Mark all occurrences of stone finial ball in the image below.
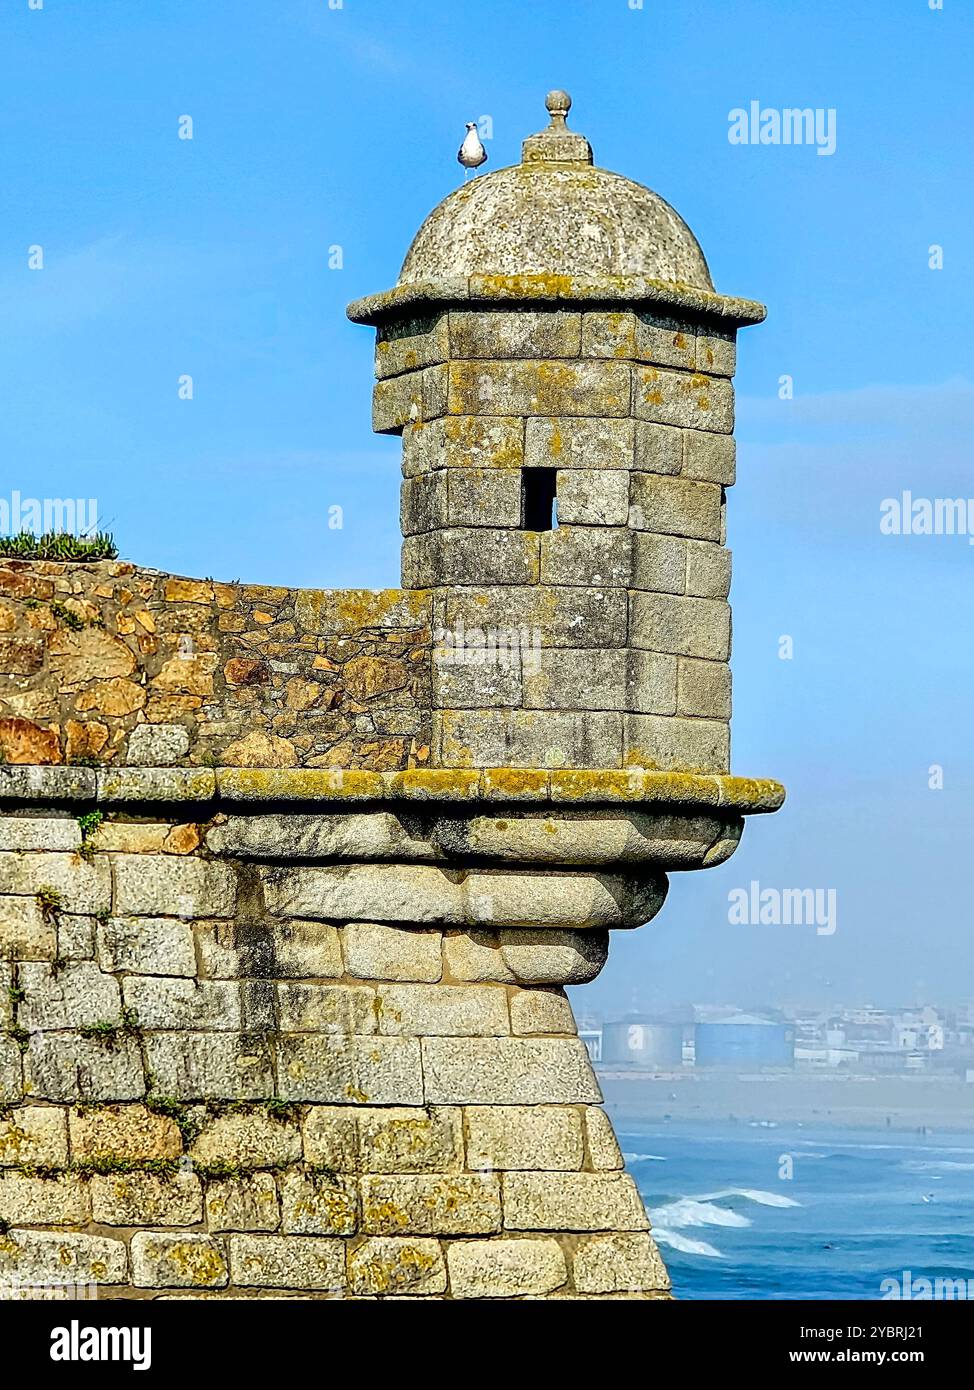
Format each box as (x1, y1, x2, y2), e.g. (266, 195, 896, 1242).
(546, 90, 572, 117)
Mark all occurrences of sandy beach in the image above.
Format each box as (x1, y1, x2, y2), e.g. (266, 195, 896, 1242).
(598, 1068, 974, 1133)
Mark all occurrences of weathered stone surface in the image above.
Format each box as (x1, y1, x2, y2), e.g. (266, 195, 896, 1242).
(229, 1234, 344, 1291)
(0, 1037, 21, 1102)
(396, 143, 716, 286)
(629, 592, 731, 660)
(76, 686, 137, 736)
(684, 428, 736, 483)
(438, 709, 623, 770)
(442, 930, 515, 984)
(524, 415, 634, 471)
(521, 649, 623, 712)
(92, 1171, 203, 1227)
(0, 716, 60, 766)
(276, 982, 376, 1034)
(540, 525, 632, 588)
(206, 812, 430, 862)
(0, 1107, 68, 1166)
(431, 648, 523, 709)
(131, 1232, 228, 1288)
(634, 365, 734, 433)
(294, 586, 430, 634)
(556, 469, 629, 526)
(467, 872, 662, 931)
(402, 415, 524, 476)
(97, 768, 215, 802)
(126, 722, 191, 766)
(0, 636, 44, 675)
(446, 467, 524, 528)
(400, 471, 447, 535)
(509, 987, 576, 1036)
(122, 976, 241, 1030)
(266, 865, 458, 928)
(361, 1173, 501, 1235)
(97, 916, 196, 977)
(152, 652, 218, 698)
(633, 420, 684, 475)
(0, 1171, 89, 1225)
(0, 1230, 128, 1285)
(280, 1171, 357, 1235)
(0, 852, 111, 916)
(24, 1032, 145, 1102)
(278, 1035, 423, 1106)
(697, 327, 737, 378)
(447, 359, 631, 419)
(18, 960, 122, 1031)
(503, 1172, 649, 1232)
(422, 1037, 600, 1105)
(624, 713, 729, 774)
(585, 1107, 625, 1170)
(375, 312, 449, 378)
(222, 730, 298, 768)
(196, 919, 343, 981)
(0, 896, 56, 960)
(465, 1105, 584, 1171)
(358, 1107, 462, 1174)
(181, 1116, 294, 1180)
(113, 855, 236, 918)
(498, 929, 610, 984)
(677, 656, 732, 719)
(0, 818, 79, 852)
(374, 983, 509, 1036)
(630, 473, 722, 542)
(573, 1233, 670, 1292)
(343, 654, 411, 701)
(403, 527, 540, 587)
(205, 1173, 281, 1232)
(372, 365, 442, 433)
(341, 923, 442, 982)
(442, 583, 628, 649)
(686, 539, 732, 599)
(348, 1236, 447, 1295)
(300, 1107, 358, 1171)
(582, 310, 697, 371)
(48, 626, 135, 687)
(142, 1032, 273, 1101)
(69, 1104, 182, 1162)
(447, 1237, 567, 1298)
(449, 309, 582, 359)
(56, 913, 96, 960)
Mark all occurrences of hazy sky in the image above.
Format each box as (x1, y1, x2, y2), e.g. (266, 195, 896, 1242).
(2, 0, 971, 1012)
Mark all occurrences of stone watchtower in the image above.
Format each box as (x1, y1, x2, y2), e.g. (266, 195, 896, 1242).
(0, 93, 781, 1300)
(350, 90, 762, 777)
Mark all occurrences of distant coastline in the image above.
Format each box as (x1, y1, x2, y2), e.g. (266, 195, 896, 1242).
(598, 1069, 974, 1133)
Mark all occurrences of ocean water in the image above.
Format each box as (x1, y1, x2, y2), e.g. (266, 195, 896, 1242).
(622, 1122, 974, 1299)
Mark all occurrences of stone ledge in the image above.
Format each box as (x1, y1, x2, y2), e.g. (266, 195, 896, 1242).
(0, 764, 785, 814)
(347, 275, 767, 329)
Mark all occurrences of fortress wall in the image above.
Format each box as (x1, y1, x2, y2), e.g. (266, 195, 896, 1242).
(0, 564, 432, 773)
(0, 788, 673, 1300)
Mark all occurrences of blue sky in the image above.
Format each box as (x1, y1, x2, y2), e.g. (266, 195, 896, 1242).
(2, 0, 972, 1010)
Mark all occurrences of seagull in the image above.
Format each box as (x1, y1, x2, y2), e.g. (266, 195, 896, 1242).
(457, 122, 487, 180)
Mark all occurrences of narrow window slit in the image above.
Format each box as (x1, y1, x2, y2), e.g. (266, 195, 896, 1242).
(523, 468, 558, 531)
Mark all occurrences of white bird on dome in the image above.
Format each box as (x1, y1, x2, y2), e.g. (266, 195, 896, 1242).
(457, 122, 487, 180)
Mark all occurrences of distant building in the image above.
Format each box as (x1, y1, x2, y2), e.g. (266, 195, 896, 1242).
(602, 1018, 685, 1069)
(694, 1014, 795, 1069)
